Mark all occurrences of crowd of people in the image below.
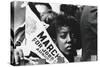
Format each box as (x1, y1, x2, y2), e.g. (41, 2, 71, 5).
(11, 1, 97, 65)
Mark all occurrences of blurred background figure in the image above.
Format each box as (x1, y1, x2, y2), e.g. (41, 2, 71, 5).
(30, 2, 58, 40)
(60, 4, 82, 24)
(60, 4, 79, 17)
(11, 1, 26, 65)
(33, 2, 58, 24)
(80, 6, 97, 61)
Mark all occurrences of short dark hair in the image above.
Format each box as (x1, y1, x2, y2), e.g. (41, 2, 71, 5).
(52, 14, 78, 32)
(48, 14, 79, 40)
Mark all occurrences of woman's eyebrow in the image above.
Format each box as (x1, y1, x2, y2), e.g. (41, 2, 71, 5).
(59, 31, 69, 35)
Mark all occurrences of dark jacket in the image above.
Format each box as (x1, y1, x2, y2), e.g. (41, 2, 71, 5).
(80, 6, 97, 61)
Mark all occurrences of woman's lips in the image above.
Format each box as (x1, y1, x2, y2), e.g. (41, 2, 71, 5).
(64, 44, 72, 51)
(66, 46, 71, 50)
(65, 46, 72, 51)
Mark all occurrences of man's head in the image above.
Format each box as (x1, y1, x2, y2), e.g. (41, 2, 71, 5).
(28, 2, 57, 24)
(35, 3, 52, 15)
(49, 15, 78, 55)
(34, 3, 57, 24)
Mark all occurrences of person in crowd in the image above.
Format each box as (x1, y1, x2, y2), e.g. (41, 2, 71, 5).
(29, 2, 58, 26)
(48, 14, 81, 62)
(12, 2, 54, 65)
(28, 2, 53, 22)
(80, 6, 97, 61)
(31, 2, 58, 39)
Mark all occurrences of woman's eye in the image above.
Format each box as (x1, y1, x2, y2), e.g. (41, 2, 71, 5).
(60, 33, 66, 39)
(60, 35, 65, 39)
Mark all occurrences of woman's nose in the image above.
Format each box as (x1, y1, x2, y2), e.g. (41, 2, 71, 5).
(65, 33, 72, 44)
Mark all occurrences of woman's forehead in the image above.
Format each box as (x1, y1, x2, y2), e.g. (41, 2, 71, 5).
(58, 26, 70, 32)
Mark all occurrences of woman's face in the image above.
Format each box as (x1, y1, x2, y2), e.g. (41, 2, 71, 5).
(56, 26, 72, 55)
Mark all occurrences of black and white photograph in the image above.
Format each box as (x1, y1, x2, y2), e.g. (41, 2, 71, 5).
(10, 1, 97, 66)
